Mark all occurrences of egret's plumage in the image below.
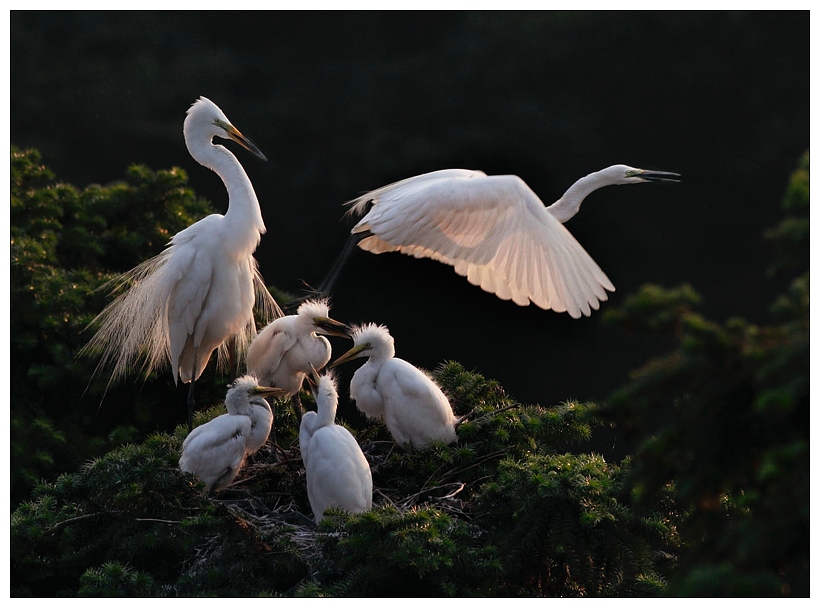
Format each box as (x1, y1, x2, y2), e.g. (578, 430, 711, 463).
(246, 298, 349, 396)
(331, 324, 457, 451)
(300, 371, 373, 523)
(179, 375, 284, 492)
(244, 392, 275, 456)
(346, 165, 679, 318)
(81, 97, 280, 427)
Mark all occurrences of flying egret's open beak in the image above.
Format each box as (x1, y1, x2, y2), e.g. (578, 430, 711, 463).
(637, 169, 680, 183)
(251, 385, 287, 399)
(314, 316, 352, 338)
(329, 343, 370, 368)
(216, 119, 268, 161)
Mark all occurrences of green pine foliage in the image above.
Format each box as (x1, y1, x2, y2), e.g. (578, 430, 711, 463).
(78, 562, 155, 597)
(11, 360, 659, 597)
(599, 151, 809, 596)
(10, 146, 221, 505)
(478, 453, 663, 596)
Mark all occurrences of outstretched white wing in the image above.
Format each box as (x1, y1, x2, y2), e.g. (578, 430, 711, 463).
(347, 170, 615, 318)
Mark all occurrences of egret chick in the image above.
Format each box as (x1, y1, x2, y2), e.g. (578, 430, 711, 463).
(334, 165, 680, 318)
(179, 376, 285, 492)
(300, 370, 372, 523)
(246, 298, 350, 419)
(331, 323, 457, 451)
(81, 97, 280, 431)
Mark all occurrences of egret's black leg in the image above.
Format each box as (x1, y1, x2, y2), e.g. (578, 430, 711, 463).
(266, 399, 281, 462)
(282, 232, 368, 313)
(317, 231, 368, 295)
(186, 379, 196, 432)
(291, 393, 304, 424)
(186, 351, 199, 432)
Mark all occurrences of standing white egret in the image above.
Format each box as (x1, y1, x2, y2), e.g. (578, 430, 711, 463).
(179, 375, 285, 492)
(81, 97, 280, 430)
(331, 323, 457, 451)
(322, 165, 679, 318)
(246, 298, 350, 421)
(300, 369, 372, 523)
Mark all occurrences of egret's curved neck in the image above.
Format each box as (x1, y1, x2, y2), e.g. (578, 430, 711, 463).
(370, 342, 395, 362)
(316, 396, 337, 428)
(227, 398, 253, 418)
(251, 397, 272, 416)
(187, 137, 266, 237)
(546, 168, 616, 224)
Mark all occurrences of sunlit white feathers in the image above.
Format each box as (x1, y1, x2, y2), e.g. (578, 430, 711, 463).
(299, 371, 373, 523)
(80, 97, 280, 428)
(346, 165, 679, 318)
(246, 298, 349, 396)
(331, 323, 457, 451)
(179, 375, 284, 492)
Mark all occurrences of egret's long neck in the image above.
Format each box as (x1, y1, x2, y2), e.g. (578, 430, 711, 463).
(316, 395, 337, 428)
(250, 397, 272, 418)
(188, 138, 266, 239)
(546, 169, 614, 224)
(227, 397, 253, 418)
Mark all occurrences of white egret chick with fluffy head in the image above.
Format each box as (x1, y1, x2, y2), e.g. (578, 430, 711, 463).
(300, 370, 372, 523)
(331, 323, 457, 451)
(179, 376, 285, 492)
(246, 298, 350, 419)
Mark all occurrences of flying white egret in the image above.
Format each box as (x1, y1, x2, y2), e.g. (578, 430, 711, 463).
(179, 375, 285, 492)
(300, 369, 373, 523)
(246, 298, 350, 422)
(81, 97, 280, 430)
(331, 323, 457, 451)
(320, 165, 679, 318)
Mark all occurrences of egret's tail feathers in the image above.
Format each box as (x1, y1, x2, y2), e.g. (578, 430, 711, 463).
(252, 257, 283, 324)
(80, 250, 175, 391)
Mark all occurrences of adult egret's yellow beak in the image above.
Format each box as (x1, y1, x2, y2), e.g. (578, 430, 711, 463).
(215, 118, 267, 161)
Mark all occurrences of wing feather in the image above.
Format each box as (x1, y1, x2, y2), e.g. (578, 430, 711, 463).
(246, 321, 298, 383)
(348, 171, 614, 316)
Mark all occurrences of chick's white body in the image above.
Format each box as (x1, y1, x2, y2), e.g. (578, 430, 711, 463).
(342, 324, 457, 451)
(244, 396, 274, 455)
(179, 413, 251, 492)
(179, 376, 278, 491)
(300, 373, 372, 523)
(246, 299, 341, 396)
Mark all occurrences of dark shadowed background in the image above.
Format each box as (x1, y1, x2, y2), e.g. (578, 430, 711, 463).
(10, 11, 809, 426)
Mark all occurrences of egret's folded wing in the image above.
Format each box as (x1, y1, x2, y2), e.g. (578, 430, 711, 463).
(246, 322, 298, 381)
(220, 257, 282, 372)
(180, 416, 251, 489)
(166, 237, 215, 380)
(349, 172, 614, 318)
